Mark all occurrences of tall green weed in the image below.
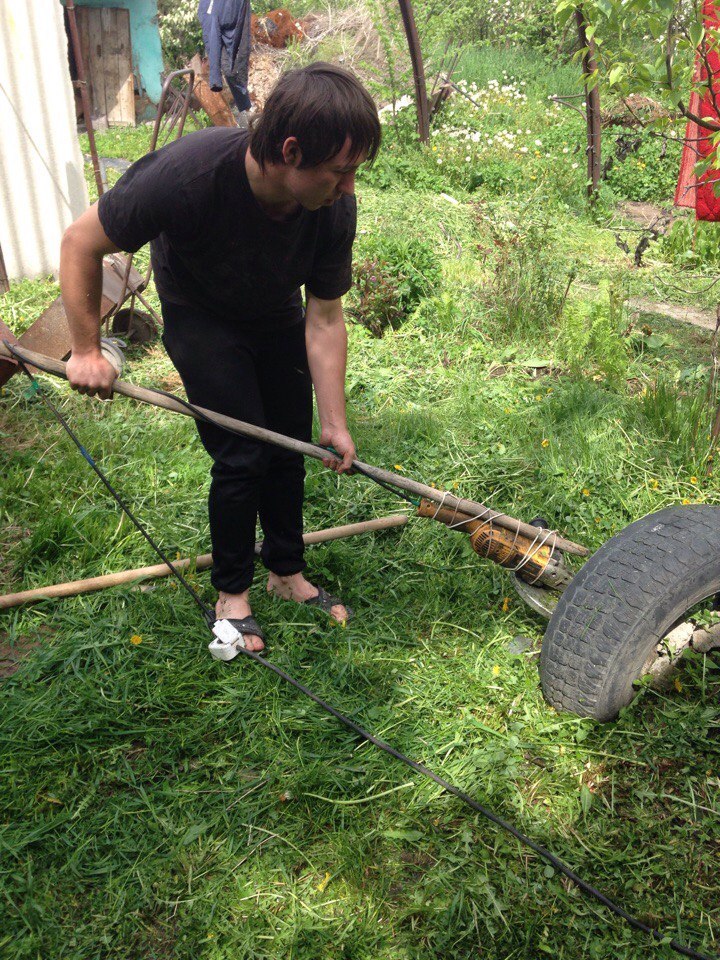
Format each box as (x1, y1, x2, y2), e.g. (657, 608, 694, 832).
(558, 288, 629, 386)
(662, 217, 720, 267)
(484, 222, 573, 339)
(640, 374, 715, 470)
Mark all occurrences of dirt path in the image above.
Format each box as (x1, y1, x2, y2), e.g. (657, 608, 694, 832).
(628, 297, 718, 331)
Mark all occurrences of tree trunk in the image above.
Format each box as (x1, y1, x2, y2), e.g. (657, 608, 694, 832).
(575, 7, 602, 202)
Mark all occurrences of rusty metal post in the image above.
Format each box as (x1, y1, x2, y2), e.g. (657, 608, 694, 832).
(396, 0, 430, 143)
(0, 242, 9, 293)
(65, 0, 104, 196)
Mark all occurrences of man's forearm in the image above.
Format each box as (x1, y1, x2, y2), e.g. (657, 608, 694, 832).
(306, 315, 348, 429)
(59, 232, 105, 356)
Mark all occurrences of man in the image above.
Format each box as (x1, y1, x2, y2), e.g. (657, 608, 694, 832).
(60, 63, 381, 653)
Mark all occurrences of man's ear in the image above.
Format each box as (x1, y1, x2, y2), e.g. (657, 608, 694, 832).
(281, 137, 303, 167)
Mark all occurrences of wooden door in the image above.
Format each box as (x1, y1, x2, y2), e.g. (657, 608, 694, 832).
(76, 6, 135, 127)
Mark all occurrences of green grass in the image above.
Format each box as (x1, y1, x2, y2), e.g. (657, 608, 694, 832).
(1, 42, 719, 960)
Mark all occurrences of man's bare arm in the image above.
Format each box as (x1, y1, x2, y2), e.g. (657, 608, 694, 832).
(305, 292, 355, 473)
(60, 203, 122, 398)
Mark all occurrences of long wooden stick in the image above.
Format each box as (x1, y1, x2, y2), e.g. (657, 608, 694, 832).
(0, 515, 408, 611)
(0, 344, 588, 556)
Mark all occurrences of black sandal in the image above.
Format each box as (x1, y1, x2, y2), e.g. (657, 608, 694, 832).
(303, 586, 353, 622)
(226, 615, 265, 644)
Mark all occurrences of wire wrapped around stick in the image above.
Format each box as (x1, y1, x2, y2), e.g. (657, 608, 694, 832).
(417, 498, 560, 586)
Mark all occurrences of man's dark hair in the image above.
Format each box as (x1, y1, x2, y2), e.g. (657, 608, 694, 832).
(249, 62, 381, 169)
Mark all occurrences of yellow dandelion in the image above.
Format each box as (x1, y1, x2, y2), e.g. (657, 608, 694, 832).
(130, 634, 143, 645)
(594, 517, 601, 524)
(682, 498, 691, 505)
(492, 664, 501, 677)
(674, 677, 683, 693)
(690, 476, 698, 484)
(541, 439, 549, 448)
(504, 407, 512, 414)
(501, 597, 510, 613)
(582, 488, 590, 497)
(317, 872, 331, 893)
(394, 464, 404, 472)
(651, 479, 659, 489)
(452, 480, 459, 489)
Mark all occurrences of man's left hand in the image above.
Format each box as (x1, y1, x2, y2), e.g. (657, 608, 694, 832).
(319, 426, 356, 473)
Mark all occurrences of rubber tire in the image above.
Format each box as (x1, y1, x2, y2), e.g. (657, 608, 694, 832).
(540, 505, 720, 722)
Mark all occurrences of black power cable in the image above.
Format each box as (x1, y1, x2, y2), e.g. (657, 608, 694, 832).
(6, 348, 716, 960)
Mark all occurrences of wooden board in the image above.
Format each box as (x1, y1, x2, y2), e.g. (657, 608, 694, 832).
(76, 6, 135, 127)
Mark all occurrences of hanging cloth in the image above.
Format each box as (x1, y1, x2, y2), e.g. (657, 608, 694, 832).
(675, 0, 720, 220)
(198, 0, 252, 112)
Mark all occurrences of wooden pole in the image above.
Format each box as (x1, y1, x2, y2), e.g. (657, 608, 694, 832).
(0, 515, 408, 611)
(65, 0, 105, 197)
(0, 344, 588, 557)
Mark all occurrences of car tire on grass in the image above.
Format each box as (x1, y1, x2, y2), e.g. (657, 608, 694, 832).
(539, 505, 720, 722)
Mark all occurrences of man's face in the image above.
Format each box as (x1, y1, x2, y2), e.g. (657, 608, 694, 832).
(282, 136, 366, 210)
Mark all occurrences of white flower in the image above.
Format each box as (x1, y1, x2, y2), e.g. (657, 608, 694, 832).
(534, 139, 542, 146)
(562, 147, 569, 153)
(571, 162, 579, 169)
(519, 146, 528, 153)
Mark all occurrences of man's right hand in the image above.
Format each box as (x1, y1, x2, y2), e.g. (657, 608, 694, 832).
(66, 349, 117, 400)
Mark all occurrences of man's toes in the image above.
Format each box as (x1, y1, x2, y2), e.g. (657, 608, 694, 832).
(245, 634, 264, 652)
(330, 604, 348, 623)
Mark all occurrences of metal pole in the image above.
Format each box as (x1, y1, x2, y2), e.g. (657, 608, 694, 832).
(397, 0, 430, 142)
(0, 242, 9, 293)
(65, 0, 104, 196)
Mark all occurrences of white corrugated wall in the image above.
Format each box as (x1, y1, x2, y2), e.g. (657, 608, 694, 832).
(0, 0, 88, 280)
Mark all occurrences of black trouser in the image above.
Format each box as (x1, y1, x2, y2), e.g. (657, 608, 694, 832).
(161, 300, 313, 594)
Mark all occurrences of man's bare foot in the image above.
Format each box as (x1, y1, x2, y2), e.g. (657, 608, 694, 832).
(266, 571, 349, 623)
(215, 589, 265, 651)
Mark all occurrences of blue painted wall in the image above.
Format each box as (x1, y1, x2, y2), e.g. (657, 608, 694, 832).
(67, 0, 164, 104)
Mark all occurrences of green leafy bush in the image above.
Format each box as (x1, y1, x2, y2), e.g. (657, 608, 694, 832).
(351, 236, 442, 336)
(604, 131, 683, 204)
(157, 0, 204, 68)
(415, 0, 558, 48)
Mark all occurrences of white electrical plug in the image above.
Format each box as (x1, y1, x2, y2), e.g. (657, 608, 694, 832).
(208, 618, 246, 661)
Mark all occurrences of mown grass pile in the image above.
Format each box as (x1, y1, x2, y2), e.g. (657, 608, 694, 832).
(1, 43, 719, 960)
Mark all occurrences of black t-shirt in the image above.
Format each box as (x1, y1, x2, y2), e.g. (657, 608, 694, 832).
(97, 128, 356, 329)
